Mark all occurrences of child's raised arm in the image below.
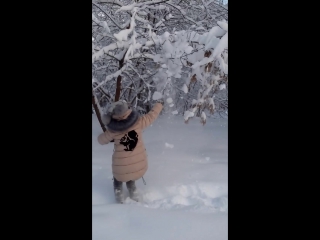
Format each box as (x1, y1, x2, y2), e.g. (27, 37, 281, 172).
(140, 102, 163, 130)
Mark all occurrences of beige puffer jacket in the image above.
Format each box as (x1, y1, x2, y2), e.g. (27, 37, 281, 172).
(98, 103, 163, 182)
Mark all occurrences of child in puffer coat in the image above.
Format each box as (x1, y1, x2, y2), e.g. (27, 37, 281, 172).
(98, 100, 163, 203)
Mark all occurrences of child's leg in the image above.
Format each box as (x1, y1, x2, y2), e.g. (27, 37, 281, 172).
(113, 177, 123, 189)
(126, 180, 138, 201)
(113, 177, 124, 203)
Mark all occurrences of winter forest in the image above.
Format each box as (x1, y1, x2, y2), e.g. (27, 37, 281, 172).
(92, 0, 228, 127)
(92, 1, 228, 239)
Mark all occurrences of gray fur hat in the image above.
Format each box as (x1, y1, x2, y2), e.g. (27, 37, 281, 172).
(101, 100, 130, 125)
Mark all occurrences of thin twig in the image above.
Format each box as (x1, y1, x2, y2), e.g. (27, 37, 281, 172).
(92, 2, 124, 29)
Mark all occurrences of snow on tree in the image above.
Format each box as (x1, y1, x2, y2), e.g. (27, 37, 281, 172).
(92, 0, 228, 128)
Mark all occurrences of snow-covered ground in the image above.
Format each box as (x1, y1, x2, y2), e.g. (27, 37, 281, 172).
(92, 114, 228, 240)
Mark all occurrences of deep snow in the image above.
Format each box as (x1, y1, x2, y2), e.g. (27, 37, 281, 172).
(92, 113, 228, 240)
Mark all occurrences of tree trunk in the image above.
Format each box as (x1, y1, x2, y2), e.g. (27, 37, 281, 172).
(92, 89, 107, 132)
(115, 48, 127, 101)
(137, 79, 143, 108)
(115, 75, 122, 101)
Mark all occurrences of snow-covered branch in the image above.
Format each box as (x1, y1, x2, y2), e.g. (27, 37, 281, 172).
(92, 2, 124, 30)
(95, 0, 123, 7)
(115, 0, 170, 13)
(165, 2, 198, 25)
(92, 0, 228, 123)
(92, 41, 130, 63)
(93, 62, 128, 91)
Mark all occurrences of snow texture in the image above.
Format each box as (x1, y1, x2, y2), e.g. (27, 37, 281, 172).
(93, 115, 228, 240)
(201, 112, 206, 121)
(165, 142, 174, 148)
(116, 3, 136, 13)
(172, 110, 178, 115)
(92, 14, 110, 33)
(211, 32, 228, 59)
(152, 91, 163, 100)
(185, 46, 193, 54)
(166, 98, 173, 104)
(114, 11, 137, 42)
(217, 21, 228, 32)
(184, 110, 195, 121)
(219, 84, 226, 90)
(182, 84, 188, 93)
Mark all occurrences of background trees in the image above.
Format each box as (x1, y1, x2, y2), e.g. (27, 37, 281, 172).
(92, 0, 228, 127)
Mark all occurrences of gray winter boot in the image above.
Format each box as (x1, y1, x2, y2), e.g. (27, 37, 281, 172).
(114, 188, 124, 203)
(113, 178, 124, 203)
(126, 181, 139, 202)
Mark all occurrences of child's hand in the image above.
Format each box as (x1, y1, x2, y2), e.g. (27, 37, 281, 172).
(156, 99, 164, 105)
